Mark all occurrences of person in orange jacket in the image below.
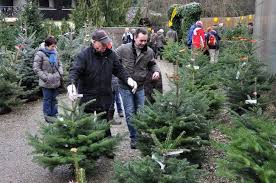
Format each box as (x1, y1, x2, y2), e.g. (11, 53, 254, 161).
(192, 21, 206, 49)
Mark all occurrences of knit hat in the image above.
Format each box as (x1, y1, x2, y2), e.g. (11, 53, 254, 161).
(158, 29, 164, 33)
(92, 30, 112, 44)
(196, 21, 203, 27)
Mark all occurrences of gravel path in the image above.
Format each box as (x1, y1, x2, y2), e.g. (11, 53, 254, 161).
(0, 60, 229, 183)
(0, 60, 171, 183)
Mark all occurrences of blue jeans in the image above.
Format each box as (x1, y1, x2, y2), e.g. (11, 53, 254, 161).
(42, 88, 58, 117)
(119, 88, 145, 141)
(114, 90, 123, 113)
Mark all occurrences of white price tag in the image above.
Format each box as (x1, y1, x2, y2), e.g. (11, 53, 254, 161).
(245, 99, 257, 104)
(152, 154, 165, 170)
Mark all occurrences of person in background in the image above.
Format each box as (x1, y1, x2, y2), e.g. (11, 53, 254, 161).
(206, 27, 221, 64)
(122, 27, 133, 44)
(248, 22, 253, 35)
(33, 36, 63, 123)
(192, 21, 206, 50)
(149, 29, 158, 59)
(166, 27, 178, 42)
(108, 75, 124, 125)
(115, 28, 161, 149)
(156, 29, 166, 60)
(67, 30, 137, 138)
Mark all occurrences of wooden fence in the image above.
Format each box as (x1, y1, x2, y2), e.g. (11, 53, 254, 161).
(200, 15, 254, 28)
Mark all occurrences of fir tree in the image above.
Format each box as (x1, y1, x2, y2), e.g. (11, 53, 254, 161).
(70, 0, 88, 31)
(21, 0, 46, 47)
(131, 7, 142, 26)
(0, 49, 23, 114)
(114, 126, 202, 183)
(0, 18, 20, 50)
(28, 100, 120, 171)
(134, 83, 210, 164)
(100, 0, 131, 26)
(216, 113, 276, 183)
(114, 156, 201, 183)
(57, 26, 94, 83)
(16, 32, 40, 101)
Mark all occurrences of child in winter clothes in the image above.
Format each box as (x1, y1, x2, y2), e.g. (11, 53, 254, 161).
(206, 27, 221, 63)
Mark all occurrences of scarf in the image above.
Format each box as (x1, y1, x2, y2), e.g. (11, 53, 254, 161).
(42, 48, 57, 64)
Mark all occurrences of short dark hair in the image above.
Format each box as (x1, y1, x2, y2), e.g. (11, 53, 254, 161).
(134, 28, 148, 38)
(44, 36, 57, 47)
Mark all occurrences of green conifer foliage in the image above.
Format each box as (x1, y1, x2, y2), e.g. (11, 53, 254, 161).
(134, 86, 210, 164)
(0, 19, 20, 50)
(167, 2, 202, 40)
(28, 101, 120, 171)
(21, 0, 46, 47)
(57, 26, 94, 84)
(217, 114, 276, 183)
(114, 156, 201, 183)
(0, 49, 23, 113)
(16, 32, 40, 101)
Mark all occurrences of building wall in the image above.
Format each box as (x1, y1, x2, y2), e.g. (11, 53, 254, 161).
(13, 0, 26, 7)
(254, 0, 276, 74)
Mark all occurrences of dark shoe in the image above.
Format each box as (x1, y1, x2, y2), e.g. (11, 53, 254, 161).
(118, 111, 124, 117)
(111, 119, 121, 125)
(130, 140, 137, 149)
(106, 152, 115, 159)
(44, 115, 55, 124)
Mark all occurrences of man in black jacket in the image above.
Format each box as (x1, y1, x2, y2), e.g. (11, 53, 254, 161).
(67, 30, 137, 137)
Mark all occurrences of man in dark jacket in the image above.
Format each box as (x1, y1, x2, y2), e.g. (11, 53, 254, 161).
(166, 27, 178, 42)
(68, 30, 137, 137)
(115, 28, 161, 149)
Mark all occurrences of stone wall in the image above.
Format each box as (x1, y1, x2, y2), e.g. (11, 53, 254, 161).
(102, 27, 145, 49)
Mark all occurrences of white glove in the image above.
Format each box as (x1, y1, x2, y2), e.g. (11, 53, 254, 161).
(67, 84, 78, 101)
(127, 77, 138, 94)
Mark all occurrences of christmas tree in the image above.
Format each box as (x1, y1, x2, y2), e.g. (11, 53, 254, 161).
(16, 32, 40, 101)
(217, 38, 274, 114)
(0, 49, 23, 114)
(28, 100, 120, 171)
(216, 113, 276, 183)
(114, 156, 201, 183)
(114, 126, 203, 183)
(57, 26, 94, 84)
(0, 18, 20, 50)
(20, 0, 46, 47)
(134, 80, 210, 164)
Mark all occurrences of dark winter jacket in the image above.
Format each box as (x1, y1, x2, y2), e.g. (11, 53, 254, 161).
(122, 32, 133, 44)
(206, 30, 221, 50)
(156, 32, 165, 48)
(33, 49, 63, 89)
(166, 29, 178, 42)
(111, 75, 119, 92)
(144, 70, 163, 103)
(115, 42, 160, 91)
(187, 24, 196, 48)
(69, 46, 129, 111)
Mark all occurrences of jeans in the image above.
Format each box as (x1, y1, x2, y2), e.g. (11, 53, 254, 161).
(42, 88, 58, 117)
(114, 90, 123, 113)
(119, 88, 145, 141)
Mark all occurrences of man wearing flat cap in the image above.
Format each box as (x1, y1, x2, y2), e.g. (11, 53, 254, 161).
(67, 30, 137, 137)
